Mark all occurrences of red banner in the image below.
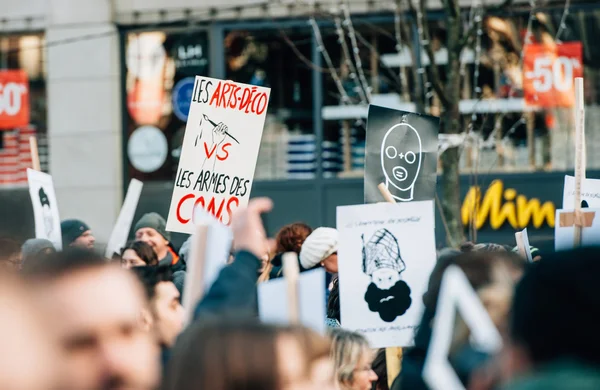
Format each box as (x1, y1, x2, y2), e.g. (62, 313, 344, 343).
(0, 70, 29, 129)
(523, 42, 583, 108)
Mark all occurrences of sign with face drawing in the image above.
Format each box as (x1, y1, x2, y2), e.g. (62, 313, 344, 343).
(27, 168, 62, 250)
(337, 201, 437, 348)
(364, 105, 439, 203)
(166, 76, 271, 234)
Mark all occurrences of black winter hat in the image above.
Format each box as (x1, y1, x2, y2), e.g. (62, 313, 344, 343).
(61, 219, 90, 245)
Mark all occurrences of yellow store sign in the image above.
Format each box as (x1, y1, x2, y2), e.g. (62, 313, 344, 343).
(461, 180, 555, 229)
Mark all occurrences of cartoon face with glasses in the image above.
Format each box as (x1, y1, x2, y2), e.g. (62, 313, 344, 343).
(380, 118, 422, 202)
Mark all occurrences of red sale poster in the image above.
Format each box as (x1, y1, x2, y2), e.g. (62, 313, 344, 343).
(523, 41, 583, 108)
(0, 70, 30, 129)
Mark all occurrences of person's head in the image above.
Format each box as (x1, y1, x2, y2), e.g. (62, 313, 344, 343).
(299, 227, 338, 273)
(371, 349, 389, 390)
(61, 219, 95, 249)
(0, 275, 60, 389)
(276, 223, 313, 254)
(132, 265, 184, 347)
(23, 248, 160, 390)
(121, 241, 159, 269)
(331, 329, 377, 390)
(21, 238, 55, 268)
(164, 320, 333, 390)
(134, 212, 170, 260)
(505, 247, 600, 379)
(0, 237, 22, 271)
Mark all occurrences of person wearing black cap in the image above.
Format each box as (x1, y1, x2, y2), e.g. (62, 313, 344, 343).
(61, 219, 95, 249)
(134, 213, 183, 272)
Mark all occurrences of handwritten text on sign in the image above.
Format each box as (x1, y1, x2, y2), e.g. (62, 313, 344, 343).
(523, 41, 583, 108)
(166, 77, 270, 234)
(0, 70, 29, 129)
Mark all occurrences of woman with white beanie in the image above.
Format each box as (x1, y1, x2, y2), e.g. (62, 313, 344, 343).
(299, 227, 339, 273)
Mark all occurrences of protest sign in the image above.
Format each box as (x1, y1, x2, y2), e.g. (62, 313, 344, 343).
(166, 76, 271, 234)
(555, 208, 599, 251)
(423, 266, 503, 390)
(563, 175, 600, 209)
(105, 179, 144, 258)
(27, 168, 61, 250)
(515, 228, 532, 262)
(182, 206, 233, 325)
(365, 105, 439, 203)
(258, 268, 326, 335)
(337, 201, 436, 348)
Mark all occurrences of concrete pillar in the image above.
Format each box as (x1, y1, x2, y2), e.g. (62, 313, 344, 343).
(46, 0, 122, 245)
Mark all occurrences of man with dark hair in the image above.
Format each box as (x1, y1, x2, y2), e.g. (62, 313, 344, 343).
(132, 265, 184, 350)
(23, 248, 160, 390)
(0, 237, 22, 271)
(61, 219, 96, 249)
(503, 247, 600, 389)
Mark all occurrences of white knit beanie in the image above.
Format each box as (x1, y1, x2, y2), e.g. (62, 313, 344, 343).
(299, 227, 338, 269)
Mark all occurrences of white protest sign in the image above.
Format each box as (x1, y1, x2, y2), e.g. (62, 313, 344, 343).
(514, 228, 532, 262)
(182, 206, 233, 326)
(27, 168, 62, 250)
(562, 175, 600, 209)
(337, 201, 436, 348)
(423, 266, 503, 390)
(166, 76, 271, 234)
(258, 268, 326, 334)
(555, 208, 600, 251)
(105, 179, 143, 258)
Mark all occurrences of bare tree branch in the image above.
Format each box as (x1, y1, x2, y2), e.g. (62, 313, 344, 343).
(413, 0, 450, 108)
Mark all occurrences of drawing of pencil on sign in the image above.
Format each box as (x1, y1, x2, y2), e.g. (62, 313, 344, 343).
(337, 201, 437, 348)
(364, 105, 439, 203)
(166, 76, 271, 234)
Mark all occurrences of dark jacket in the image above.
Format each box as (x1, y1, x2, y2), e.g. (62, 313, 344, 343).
(502, 361, 600, 390)
(193, 250, 261, 320)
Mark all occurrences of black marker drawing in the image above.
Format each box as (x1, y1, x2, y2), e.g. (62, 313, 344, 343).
(38, 187, 54, 238)
(362, 228, 412, 322)
(381, 115, 422, 201)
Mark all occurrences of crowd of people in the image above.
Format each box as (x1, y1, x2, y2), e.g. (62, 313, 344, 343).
(0, 197, 599, 390)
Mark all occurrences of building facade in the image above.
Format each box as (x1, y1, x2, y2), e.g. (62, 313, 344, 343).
(1, 0, 599, 251)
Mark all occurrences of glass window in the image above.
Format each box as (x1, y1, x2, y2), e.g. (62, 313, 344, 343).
(224, 27, 314, 180)
(0, 33, 46, 187)
(124, 29, 210, 182)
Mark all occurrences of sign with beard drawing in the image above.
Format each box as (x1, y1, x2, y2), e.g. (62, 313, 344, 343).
(337, 201, 436, 348)
(166, 76, 271, 234)
(364, 105, 439, 203)
(27, 168, 62, 250)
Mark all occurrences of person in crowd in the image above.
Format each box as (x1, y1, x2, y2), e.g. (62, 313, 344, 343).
(371, 349, 389, 390)
(121, 240, 159, 269)
(326, 277, 341, 328)
(193, 197, 273, 320)
(511, 245, 542, 262)
(331, 329, 378, 390)
(163, 320, 335, 390)
(499, 247, 600, 390)
(23, 248, 160, 390)
(134, 212, 184, 271)
(276, 222, 313, 254)
(21, 238, 55, 268)
(61, 219, 96, 249)
(132, 265, 184, 367)
(0, 237, 22, 271)
(395, 249, 526, 390)
(0, 275, 61, 389)
(299, 227, 338, 273)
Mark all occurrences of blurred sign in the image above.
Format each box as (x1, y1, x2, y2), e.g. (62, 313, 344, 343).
(172, 34, 209, 76)
(523, 41, 583, 107)
(172, 77, 195, 121)
(0, 70, 29, 129)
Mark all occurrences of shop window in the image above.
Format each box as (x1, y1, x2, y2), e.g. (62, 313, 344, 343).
(224, 28, 314, 180)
